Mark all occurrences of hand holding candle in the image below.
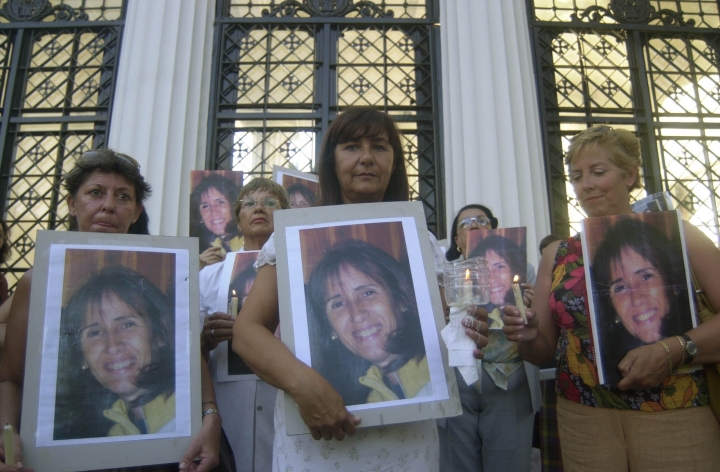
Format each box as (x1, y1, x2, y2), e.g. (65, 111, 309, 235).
(512, 275, 527, 323)
(3, 424, 14, 468)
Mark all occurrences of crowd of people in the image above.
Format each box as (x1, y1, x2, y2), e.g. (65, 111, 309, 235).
(0, 110, 718, 472)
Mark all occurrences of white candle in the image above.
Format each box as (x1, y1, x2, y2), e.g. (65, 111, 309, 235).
(231, 290, 239, 319)
(463, 268, 473, 304)
(512, 275, 527, 323)
(4, 424, 14, 467)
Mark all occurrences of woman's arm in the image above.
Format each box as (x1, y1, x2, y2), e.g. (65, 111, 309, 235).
(616, 221, 720, 390)
(0, 293, 15, 355)
(502, 241, 561, 366)
(233, 264, 360, 441)
(0, 271, 32, 471)
(179, 357, 221, 472)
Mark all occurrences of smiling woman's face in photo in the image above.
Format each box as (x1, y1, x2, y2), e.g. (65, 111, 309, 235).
(609, 247, 670, 344)
(485, 249, 513, 306)
(80, 291, 153, 402)
(323, 264, 400, 369)
(199, 186, 232, 237)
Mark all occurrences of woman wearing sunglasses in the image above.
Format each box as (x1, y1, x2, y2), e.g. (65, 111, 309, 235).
(439, 204, 541, 472)
(0, 150, 221, 472)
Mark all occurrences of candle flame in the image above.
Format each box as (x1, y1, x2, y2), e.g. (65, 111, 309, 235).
(465, 268, 471, 280)
(513, 275, 519, 283)
(232, 289, 237, 296)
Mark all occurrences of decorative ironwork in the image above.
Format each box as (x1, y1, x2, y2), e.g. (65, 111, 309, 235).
(210, 0, 443, 235)
(0, 1, 126, 289)
(571, 0, 695, 26)
(0, 0, 88, 22)
(530, 0, 720, 243)
(262, 0, 394, 19)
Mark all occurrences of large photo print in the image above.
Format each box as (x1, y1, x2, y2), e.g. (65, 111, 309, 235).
(582, 211, 697, 385)
(34, 245, 193, 447)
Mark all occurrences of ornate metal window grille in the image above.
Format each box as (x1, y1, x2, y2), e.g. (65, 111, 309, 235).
(0, 0, 126, 289)
(528, 0, 720, 245)
(208, 0, 445, 236)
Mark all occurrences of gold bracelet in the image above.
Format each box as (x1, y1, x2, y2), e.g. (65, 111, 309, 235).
(658, 340, 673, 374)
(674, 335, 687, 366)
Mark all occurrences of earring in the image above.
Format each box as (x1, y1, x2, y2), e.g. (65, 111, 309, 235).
(82, 361, 88, 370)
(615, 316, 620, 324)
(331, 332, 338, 341)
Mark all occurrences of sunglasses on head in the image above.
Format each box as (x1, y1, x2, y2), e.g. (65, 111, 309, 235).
(457, 216, 491, 230)
(82, 150, 141, 170)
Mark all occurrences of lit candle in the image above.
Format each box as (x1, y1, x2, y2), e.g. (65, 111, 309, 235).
(4, 424, 14, 467)
(512, 275, 527, 323)
(463, 268, 473, 304)
(231, 290, 239, 319)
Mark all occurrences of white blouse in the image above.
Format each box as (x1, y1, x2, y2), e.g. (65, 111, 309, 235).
(256, 232, 442, 472)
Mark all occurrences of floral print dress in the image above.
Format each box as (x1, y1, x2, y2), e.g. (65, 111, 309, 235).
(551, 236, 707, 411)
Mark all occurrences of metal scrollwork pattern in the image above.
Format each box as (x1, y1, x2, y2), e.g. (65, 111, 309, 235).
(262, 0, 393, 18)
(571, 0, 695, 26)
(0, 0, 88, 22)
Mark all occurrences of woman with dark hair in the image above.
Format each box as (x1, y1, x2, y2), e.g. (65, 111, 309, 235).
(286, 183, 317, 208)
(592, 217, 692, 385)
(234, 107, 488, 471)
(0, 149, 221, 472)
(446, 204, 498, 261)
(190, 174, 243, 261)
(55, 265, 176, 439)
(469, 235, 526, 310)
(307, 239, 429, 405)
(441, 214, 540, 472)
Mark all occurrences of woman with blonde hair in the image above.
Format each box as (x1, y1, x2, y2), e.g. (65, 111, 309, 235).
(503, 125, 720, 471)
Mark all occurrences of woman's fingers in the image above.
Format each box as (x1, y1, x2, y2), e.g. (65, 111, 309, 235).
(462, 312, 489, 359)
(501, 305, 537, 342)
(616, 344, 669, 391)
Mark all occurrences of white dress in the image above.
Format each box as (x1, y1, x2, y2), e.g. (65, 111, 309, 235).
(199, 252, 276, 472)
(256, 233, 443, 472)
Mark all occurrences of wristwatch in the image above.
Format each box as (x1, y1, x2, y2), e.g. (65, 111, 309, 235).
(681, 334, 697, 363)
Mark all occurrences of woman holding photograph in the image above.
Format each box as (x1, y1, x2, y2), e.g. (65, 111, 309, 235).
(233, 107, 488, 471)
(593, 217, 693, 385)
(199, 177, 288, 472)
(503, 125, 720, 471)
(440, 209, 540, 472)
(190, 174, 243, 268)
(306, 238, 430, 405)
(0, 150, 221, 472)
(287, 182, 317, 208)
(55, 265, 176, 439)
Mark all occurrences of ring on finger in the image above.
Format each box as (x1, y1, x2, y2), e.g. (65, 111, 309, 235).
(211, 328, 216, 338)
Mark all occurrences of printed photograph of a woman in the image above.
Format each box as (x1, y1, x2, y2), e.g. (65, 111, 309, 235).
(302, 223, 431, 406)
(585, 212, 696, 385)
(190, 171, 243, 254)
(226, 252, 259, 377)
(53, 250, 177, 440)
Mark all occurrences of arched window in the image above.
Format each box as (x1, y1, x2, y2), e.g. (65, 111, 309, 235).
(528, 0, 720, 244)
(207, 0, 445, 236)
(0, 0, 126, 288)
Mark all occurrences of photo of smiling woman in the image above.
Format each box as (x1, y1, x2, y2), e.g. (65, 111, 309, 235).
(587, 213, 694, 385)
(190, 171, 243, 254)
(54, 258, 176, 440)
(305, 238, 431, 406)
